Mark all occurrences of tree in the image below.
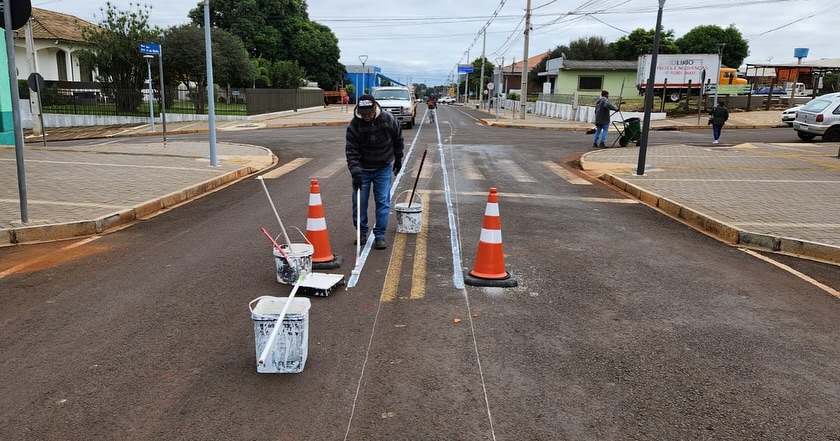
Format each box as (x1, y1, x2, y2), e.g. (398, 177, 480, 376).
(270, 60, 307, 89)
(160, 24, 254, 114)
(76, 2, 163, 113)
(676, 25, 750, 68)
(610, 28, 680, 60)
(290, 21, 344, 89)
(252, 58, 271, 88)
(529, 37, 613, 84)
(189, 0, 345, 89)
(567, 36, 613, 60)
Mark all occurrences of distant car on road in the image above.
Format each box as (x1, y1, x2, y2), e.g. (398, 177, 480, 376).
(792, 95, 840, 141)
(781, 106, 800, 126)
(438, 96, 455, 104)
(754, 86, 787, 95)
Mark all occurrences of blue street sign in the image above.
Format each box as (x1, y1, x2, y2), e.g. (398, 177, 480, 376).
(139, 43, 161, 55)
(457, 64, 474, 74)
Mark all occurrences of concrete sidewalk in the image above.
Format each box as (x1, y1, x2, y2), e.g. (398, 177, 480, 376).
(4, 104, 840, 266)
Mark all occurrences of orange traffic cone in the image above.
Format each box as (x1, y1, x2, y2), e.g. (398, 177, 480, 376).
(306, 179, 342, 269)
(464, 187, 517, 287)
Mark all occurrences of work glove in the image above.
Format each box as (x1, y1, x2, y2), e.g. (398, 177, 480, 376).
(352, 174, 362, 190)
(393, 160, 402, 176)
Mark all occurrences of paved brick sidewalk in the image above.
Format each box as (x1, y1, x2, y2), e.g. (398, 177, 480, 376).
(580, 142, 840, 264)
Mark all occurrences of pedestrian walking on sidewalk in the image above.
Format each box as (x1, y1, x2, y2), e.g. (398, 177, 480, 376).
(593, 90, 618, 148)
(346, 94, 404, 250)
(709, 101, 729, 144)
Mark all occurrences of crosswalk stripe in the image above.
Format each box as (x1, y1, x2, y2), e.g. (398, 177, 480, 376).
(498, 159, 537, 182)
(261, 158, 312, 179)
(311, 158, 346, 179)
(542, 161, 592, 185)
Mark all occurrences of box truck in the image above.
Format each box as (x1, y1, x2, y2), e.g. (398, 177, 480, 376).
(637, 54, 746, 102)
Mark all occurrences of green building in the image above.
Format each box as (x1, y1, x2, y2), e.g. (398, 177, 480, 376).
(0, 41, 14, 145)
(552, 60, 638, 96)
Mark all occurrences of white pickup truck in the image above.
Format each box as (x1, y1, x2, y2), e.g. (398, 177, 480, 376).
(372, 86, 417, 129)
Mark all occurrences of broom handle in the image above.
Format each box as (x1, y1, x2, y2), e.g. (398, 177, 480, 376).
(407, 149, 427, 207)
(257, 176, 292, 247)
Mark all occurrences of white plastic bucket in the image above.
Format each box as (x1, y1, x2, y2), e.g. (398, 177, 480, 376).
(249, 296, 311, 374)
(273, 243, 314, 284)
(395, 202, 423, 234)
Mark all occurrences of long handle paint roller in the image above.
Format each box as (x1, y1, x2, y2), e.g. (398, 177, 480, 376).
(407, 149, 427, 208)
(352, 186, 362, 276)
(256, 175, 292, 247)
(258, 271, 306, 366)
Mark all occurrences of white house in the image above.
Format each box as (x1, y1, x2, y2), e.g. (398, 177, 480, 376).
(12, 8, 98, 82)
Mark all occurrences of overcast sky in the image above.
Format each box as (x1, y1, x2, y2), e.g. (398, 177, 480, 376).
(36, 0, 838, 86)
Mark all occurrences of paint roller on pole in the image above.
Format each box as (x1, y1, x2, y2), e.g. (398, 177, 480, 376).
(407, 149, 427, 208)
(257, 271, 306, 366)
(256, 175, 292, 247)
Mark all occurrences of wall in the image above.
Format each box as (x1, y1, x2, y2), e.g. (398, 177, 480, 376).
(554, 70, 638, 98)
(1, 43, 14, 145)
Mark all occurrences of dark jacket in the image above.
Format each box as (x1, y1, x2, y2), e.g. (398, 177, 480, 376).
(594, 96, 618, 125)
(710, 105, 729, 126)
(346, 105, 404, 177)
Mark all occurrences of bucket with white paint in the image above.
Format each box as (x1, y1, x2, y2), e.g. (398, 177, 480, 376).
(249, 296, 311, 374)
(273, 243, 314, 284)
(395, 202, 423, 234)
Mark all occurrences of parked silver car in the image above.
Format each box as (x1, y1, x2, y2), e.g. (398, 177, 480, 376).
(792, 95, 840, 141)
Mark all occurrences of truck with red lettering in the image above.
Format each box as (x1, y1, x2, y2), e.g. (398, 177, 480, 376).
(637, 54, 746, 102)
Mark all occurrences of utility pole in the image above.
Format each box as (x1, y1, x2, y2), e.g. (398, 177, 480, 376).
(465, 49, 470, 104)
(24, 20, 42, 137)
(520, 0, 532, 119)
(479, 28, 486, 110)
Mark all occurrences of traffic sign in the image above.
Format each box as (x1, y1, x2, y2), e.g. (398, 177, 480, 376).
(139, 43, 161, 55)
(0, 0, 32, 30)
(27, 72, 43, 92)
(457, 64, 474, 74)
(486, 82, 495, 91)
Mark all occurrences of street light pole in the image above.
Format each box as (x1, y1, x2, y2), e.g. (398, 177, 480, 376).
(144, 54, 155, 131)
(713, 43, 725, 108)
(636, 0, 666, 176)
(359, 54, 368, 95)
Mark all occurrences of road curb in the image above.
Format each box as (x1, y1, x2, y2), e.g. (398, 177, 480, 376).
(601, 173, 840, 265)
(0, 165, 257, 246)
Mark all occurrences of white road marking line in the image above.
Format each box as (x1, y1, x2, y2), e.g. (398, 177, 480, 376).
(423, 189, 636, 204)
(740, 248, 840, 298)
(543, 161, 592, 185)
(311, 158, 346, 179)
(261, 158, 312, 179)
(498, 159, 537, 182)
(460, 157, 484, 180)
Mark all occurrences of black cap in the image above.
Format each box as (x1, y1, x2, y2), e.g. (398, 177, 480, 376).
(357, 94, 376, 115)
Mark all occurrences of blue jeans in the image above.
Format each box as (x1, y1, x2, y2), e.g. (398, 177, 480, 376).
(352, 164, 392, 238)
(593, 123, 609, 145)
(712, 124, 723, 141)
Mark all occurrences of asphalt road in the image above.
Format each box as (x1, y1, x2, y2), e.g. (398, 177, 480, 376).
(2, 105, 840, 440)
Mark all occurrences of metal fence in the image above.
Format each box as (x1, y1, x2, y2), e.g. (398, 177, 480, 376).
(18, 82, 326, 118)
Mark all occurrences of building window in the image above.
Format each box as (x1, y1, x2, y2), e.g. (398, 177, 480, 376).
(56, 50, 67, 81)
(578, 75, 603, 91)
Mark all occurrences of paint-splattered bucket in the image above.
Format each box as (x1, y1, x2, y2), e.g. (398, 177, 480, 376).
(273, 243, 314, 284)
(395, 202, 423, 234)
(249, 296, 311, 374)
